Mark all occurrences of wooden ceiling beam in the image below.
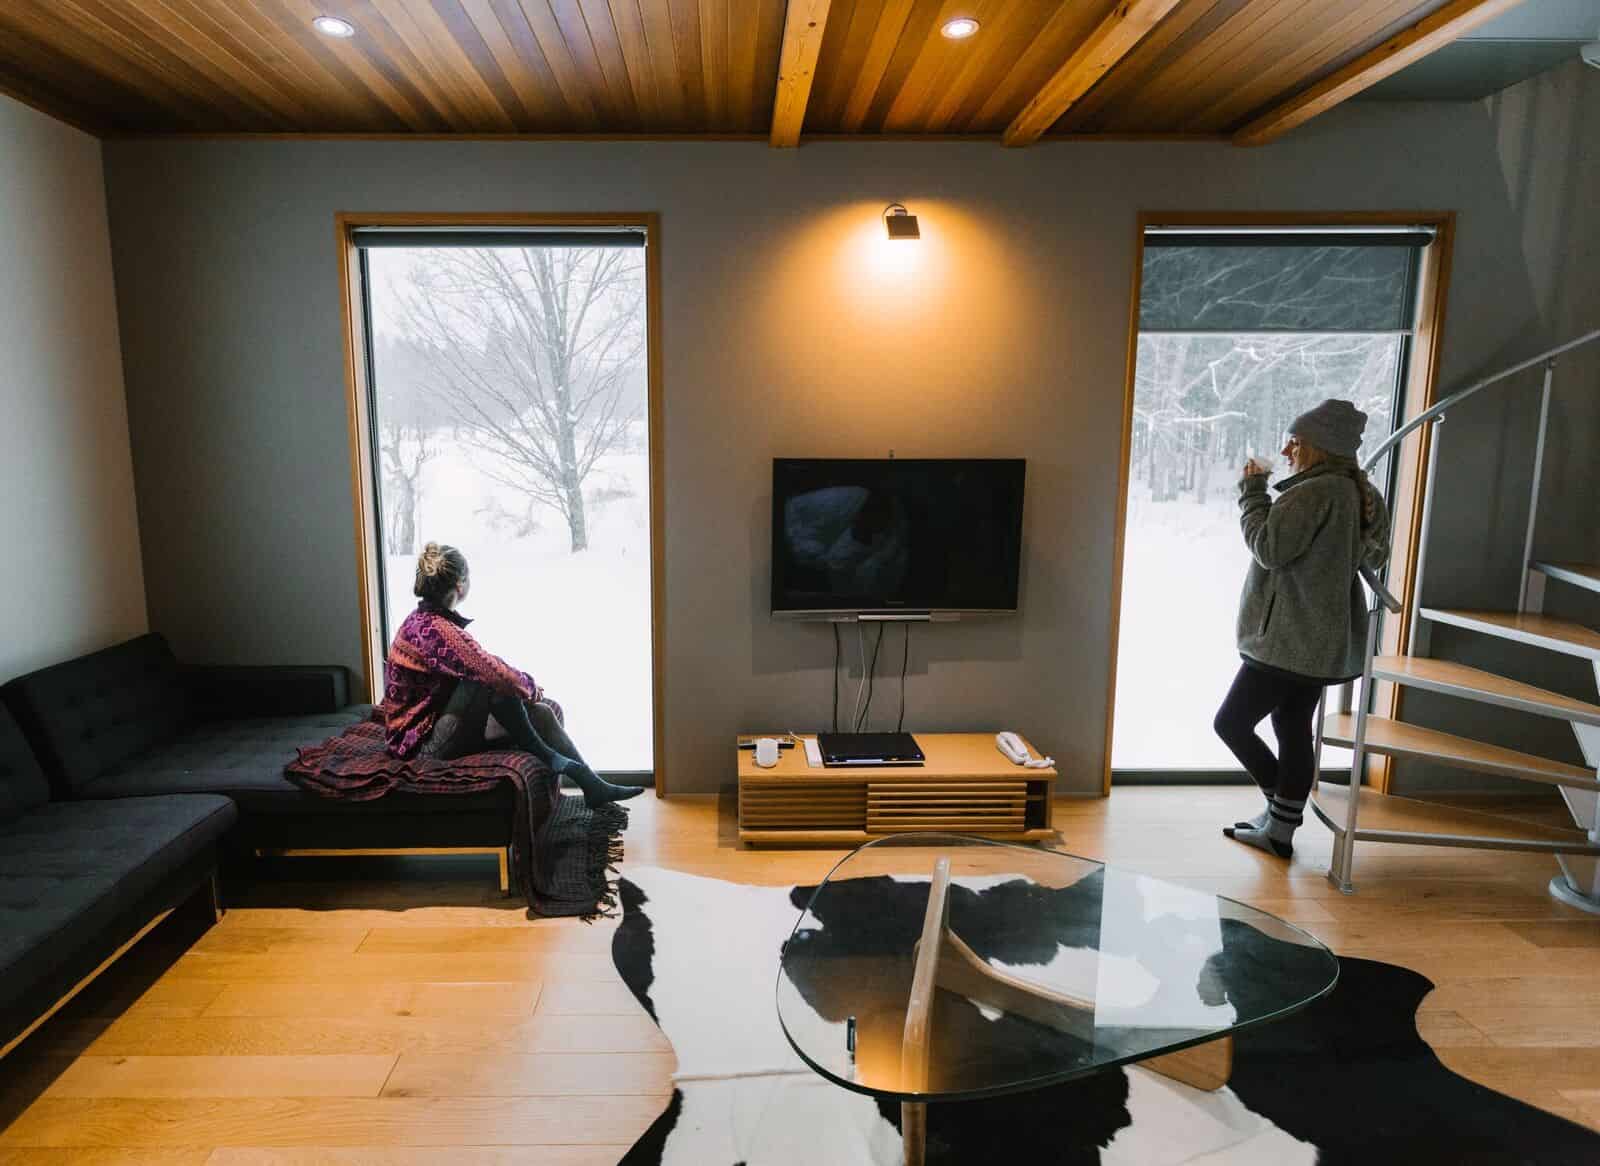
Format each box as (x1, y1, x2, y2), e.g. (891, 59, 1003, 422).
(1232, 0, 1527, 146)
(1003, 0, 1185, 147)
(769, 0, 832, 147)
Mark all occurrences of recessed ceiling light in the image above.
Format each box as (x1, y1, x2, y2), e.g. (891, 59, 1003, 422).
(312, 15, 356, 38)
(941, 17, 980, 40)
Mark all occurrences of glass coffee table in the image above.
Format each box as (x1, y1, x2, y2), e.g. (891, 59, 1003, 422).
(776, 834, 1337, 1166)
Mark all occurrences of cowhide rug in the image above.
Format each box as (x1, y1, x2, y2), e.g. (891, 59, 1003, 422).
(611, 866, 1600, 1166)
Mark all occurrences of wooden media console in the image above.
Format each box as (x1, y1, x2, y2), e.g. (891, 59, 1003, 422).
(736, 732, 1056, 845)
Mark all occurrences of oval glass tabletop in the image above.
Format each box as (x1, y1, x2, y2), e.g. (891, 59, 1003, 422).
(776, 833, 1337, 1103)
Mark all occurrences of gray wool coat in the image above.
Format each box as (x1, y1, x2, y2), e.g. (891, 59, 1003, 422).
(1234, 463, 1390, 682)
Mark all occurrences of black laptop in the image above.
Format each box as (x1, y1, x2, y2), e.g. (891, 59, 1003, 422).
(816, 731, 925, 767)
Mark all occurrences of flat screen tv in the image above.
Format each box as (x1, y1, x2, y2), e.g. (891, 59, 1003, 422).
(771, 458, 1026, 618)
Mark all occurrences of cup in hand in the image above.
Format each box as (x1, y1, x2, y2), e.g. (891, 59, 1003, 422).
(1245, 455, 1275, 477)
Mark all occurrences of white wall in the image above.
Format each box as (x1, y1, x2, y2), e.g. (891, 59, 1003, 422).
(100, 66, 1600, 794)
(0, 94, 146, 682)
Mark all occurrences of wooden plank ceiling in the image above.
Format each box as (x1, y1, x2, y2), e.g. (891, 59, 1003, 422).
(0, 0, 1518, 142)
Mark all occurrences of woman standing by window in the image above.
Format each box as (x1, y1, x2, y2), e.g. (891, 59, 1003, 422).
(1214, 399, 1390, 858)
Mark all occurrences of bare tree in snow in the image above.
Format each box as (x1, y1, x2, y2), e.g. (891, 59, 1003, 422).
(394, 246, 646, 553)
(372, 336, 448, 555)
(1131, 244, 1407, 504)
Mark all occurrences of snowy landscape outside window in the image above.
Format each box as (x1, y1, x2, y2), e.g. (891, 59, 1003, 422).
(360, 234, 654, 773)
(1112, 231, 1426, 773)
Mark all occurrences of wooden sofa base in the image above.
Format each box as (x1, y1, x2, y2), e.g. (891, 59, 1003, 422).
(255, 846, 512, 893)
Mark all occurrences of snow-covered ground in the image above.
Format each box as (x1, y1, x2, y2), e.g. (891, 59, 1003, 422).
(384, 436, 654, 772)
(1112, 484, 1352, 772)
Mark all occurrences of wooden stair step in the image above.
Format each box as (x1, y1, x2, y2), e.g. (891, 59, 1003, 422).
(1322, 713, 1597, 790)
(1370, 655, 1600, 726)
(1420, 608, 1600, 661)
(1312, 784, 1600, 855)
(1534, 561, 1600, 595)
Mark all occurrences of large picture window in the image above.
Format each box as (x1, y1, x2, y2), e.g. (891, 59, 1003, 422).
(346, 223, 658, 777)
(1111, 227, 1431, 775)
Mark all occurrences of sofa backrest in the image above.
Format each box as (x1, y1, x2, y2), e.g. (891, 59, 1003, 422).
(0, 634, 190, 799)
(0, 704, 50, 823)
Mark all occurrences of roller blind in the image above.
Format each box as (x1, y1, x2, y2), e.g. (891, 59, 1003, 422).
(1139, 227, 1432, 334)
(351, 227, 645, 249)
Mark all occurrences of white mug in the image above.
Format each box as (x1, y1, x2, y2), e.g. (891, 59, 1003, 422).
(754, 738, 781, 768)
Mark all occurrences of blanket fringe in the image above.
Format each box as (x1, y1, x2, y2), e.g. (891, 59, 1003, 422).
(578, 802, 630, 924)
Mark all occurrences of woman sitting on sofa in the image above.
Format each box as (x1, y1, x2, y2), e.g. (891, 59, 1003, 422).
(383, 542, 643, 808)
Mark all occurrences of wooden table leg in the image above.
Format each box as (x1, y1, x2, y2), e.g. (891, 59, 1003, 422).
(902, 1100, 926, 1166)
(1142, 1035, 1233, 1091)
(901, 857, 951, 1094)
(900, 860, 949, 1166)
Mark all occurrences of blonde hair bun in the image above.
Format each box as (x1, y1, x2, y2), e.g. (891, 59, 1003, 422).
(413, 542, 467, 602)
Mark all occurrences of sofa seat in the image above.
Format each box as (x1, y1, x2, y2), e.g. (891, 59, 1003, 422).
(77, 709, 514, 819)
(0, 793, 236, 1021)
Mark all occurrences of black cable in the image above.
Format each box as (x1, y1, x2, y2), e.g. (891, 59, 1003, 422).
(831, 623, 840, 732)
(897, 622, 910, 732)
(859, 622, 885, 731)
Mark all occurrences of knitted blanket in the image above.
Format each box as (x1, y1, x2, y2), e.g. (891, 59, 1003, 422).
(285, 716, 626, 918)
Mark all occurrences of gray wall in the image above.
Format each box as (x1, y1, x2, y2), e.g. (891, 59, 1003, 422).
(1393, 59, 1600, 794)
(0, 94, 146, 684)
(101, 64, 1600, 795)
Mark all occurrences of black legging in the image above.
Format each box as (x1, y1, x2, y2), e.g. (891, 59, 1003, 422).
(420, 680, 582, 769)
(1213, 662, 1325, 802)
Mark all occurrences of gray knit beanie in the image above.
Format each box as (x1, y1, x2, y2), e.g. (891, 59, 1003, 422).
(1289, 398, 1367, 459)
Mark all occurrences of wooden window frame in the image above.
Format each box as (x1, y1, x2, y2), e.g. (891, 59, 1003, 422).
(1103, 210, 1456, 795)
(334, 211, 668, 795)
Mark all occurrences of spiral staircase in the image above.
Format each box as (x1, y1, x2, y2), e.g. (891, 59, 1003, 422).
(1310, 327, 1600, 912)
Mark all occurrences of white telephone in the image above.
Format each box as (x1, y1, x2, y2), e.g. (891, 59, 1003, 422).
(997, 731, 1054, 769)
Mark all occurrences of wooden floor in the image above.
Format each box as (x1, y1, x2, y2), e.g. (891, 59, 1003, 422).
(3, 786, 1600, 1161)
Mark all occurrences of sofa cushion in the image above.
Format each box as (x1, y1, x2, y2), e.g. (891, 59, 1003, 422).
(80, 709, 512, 819)
(2, 634, 190, 798)
(0, 793, 236, 1017)
(0, 705, 50, 824)
(187, 666, 351, 720)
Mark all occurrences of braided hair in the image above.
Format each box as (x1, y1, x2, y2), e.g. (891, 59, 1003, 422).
(413, 542, 468, 605)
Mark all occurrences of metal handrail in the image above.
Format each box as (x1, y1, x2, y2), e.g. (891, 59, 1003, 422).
(1361, 327, 1600, 473)
(1352, 327, 1600, 616)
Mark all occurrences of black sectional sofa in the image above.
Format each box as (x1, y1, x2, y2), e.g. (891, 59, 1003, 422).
(0, 702, 235, 1056)
(0, 632, 517, 1058)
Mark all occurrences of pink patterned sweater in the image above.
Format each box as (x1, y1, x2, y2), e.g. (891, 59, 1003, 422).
(383, 601, 542, 759)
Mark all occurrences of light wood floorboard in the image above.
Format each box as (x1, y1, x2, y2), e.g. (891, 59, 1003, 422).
(0, 786, 1596, 1159)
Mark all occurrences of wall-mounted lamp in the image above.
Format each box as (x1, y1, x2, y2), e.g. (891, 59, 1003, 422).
(883, 203, 920, 240)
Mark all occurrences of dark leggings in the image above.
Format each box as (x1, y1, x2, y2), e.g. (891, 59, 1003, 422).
(420, 680, 582, 769)
(1212, 663, 1325, 802)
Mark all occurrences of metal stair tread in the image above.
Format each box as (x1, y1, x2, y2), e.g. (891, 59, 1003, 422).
(1419, 608, 1600, 661)
(1322, 712, 1596, 789)
(1533, 561, 1600, 594)
(1370, 655, 1600, 726)
(1312, 784, 1600, 854)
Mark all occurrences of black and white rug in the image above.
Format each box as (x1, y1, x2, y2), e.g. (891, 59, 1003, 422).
(611, 866, 1600, 1165)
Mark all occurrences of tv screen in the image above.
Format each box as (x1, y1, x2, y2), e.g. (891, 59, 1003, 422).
(771, 458, 1026, 616)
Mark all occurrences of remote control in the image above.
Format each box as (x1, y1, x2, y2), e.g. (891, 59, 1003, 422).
(803, 737, 823, 768)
